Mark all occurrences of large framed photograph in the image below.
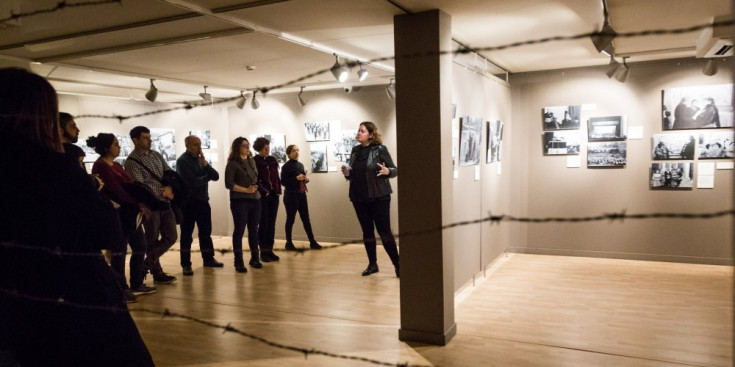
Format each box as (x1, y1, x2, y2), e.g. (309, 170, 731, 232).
(542, 105, 581, 130)
(650, 162, 694, 189)
(587, 116, 627, 141)
(304, 121, 331, 141)
(332, 129, 357, 163)
(662, 84, 733, 130)
(486, 120, 504, 163)
(543, 131, 580, 155)
(309, 143, 328, 173)
(699, 131, 735, 159)
(651, 133, 696, 160)
(459, 116, 483, 166)
(587, 141, 627, 167)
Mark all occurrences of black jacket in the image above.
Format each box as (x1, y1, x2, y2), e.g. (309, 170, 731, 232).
(347, 144, 397, 200)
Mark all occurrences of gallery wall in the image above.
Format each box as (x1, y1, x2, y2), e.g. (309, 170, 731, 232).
(510, 58, 734, 265)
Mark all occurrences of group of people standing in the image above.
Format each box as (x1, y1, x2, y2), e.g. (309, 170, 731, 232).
(671, 96, 720, 129)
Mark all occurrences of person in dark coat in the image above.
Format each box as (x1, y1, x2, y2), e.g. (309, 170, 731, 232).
(281, 144, 321, 251)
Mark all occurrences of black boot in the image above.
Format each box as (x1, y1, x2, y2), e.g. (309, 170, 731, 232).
(235, 260, 247, 273)
(285, 242, 297, 251)
(361, 263, 379, 276)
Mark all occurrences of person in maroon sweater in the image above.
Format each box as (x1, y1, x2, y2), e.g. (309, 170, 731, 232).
(89, 133, 157, 301)
(253, 137, 282, 262)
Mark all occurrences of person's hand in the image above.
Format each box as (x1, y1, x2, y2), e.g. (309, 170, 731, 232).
(198, 153, 207, 166)
(297, 174, 305, 181)
(340, 164, 351, 177)
(93, 174, 104, 191)
(376, 162, 389, 177)
(162, 186, 174, 199)
(248, 184, 259, 194)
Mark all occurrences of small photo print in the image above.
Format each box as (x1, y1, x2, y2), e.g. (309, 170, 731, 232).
(459, 116, 483, 166)
(191, 130, 211, 149)
(486, 120, 504, 163)
(650, 162, 694, 189)
(587, 116, 627, 141)
(310, 143, 328, 173)
(587, 141, 627, 167)
(699, 131, 735, 159)
(542, 105, 581, 130)
(304, 121, 331, 141)
(651, 133, 696, 160)
(332, 130, 357, 163)
(543, 130, 580, 155)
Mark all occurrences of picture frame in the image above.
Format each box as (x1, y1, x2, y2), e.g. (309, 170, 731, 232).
(542, 105, 581, 130)
(309, 143, 328, 173)
(587, 141, 626, 167)
(662, 84, 733, 130)
(304, 121, 331, 141)
(651, 133, 696, 160)
(698, 131, 735, 159)
(650, 162, 694, 189)
(587, 115, 627, 141)
(459, 116, 483, 166)
(543, 131, 580, 155)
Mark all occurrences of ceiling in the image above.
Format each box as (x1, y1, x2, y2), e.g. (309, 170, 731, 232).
(0, 0, 730, 103)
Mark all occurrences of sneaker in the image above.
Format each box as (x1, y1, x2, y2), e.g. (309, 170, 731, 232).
(309, 242, 323, 250)
(153, 273, 177, 284)
(203, 259, 224, 267)
(131, 284, 157, 296)
(182, 266, 193, 276)
(124, 289, 138, 303)
(285, 242, 297, 251)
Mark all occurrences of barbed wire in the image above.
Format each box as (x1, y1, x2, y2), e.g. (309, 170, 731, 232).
(0, 0, 121, 23)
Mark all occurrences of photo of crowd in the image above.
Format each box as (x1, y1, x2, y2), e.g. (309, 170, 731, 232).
(304, 121, 330, 141)
(587, 141, 627, 167)
(650, 162, 694, 189)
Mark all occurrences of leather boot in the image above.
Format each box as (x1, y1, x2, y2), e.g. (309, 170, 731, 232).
(361, 263, 379, 276)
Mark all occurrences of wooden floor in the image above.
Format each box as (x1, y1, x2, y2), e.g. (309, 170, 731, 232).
(129, 239, 733, 367)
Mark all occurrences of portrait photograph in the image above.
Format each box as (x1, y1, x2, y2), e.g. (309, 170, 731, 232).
(651, 133, 696, 160)
(662, 84, 733, 130)
(587, 141, 627, 167)
(542, 105, 581, 130)
(486, 120, 504, 163)
(650, 162, 694, 189)
(698, 131, 735, 159)
(459, 116, 483, 166)
(587, 115, 627, 141)
(304, 121, 331, 141)
(543, 130, 580, 155)
(309, 143, 328, 173)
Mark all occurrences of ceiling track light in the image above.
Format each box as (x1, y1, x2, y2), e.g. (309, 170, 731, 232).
(386, 78, 395, 100)
(591, 0, 616, 56)
(297, 86, 306, 107)
(357, 62, 369, 82)
(199, 85, 212, 103)
(703, 58, 719, 76)
(251, 90, 260, 110)
(236, 91, 247, 109)
(605, 54, 621, 78)
(614, 56, 630, 83)
(330, 54, 349, 83)
(145, 78, 158, 102)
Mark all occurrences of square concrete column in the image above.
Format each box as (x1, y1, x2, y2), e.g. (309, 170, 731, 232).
(395, 9, 456, 345)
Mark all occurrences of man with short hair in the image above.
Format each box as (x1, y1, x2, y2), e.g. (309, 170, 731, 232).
(59, 112, 85, 169)
(176, 135, 222, 276)
(124, 126, 178, 284)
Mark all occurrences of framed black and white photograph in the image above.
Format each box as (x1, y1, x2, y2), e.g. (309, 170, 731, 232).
(699, 131, 735, 159)
(543, 131, 580, 155)
(459, 116, 483, 166)
(486, 120, 504, 163)
(332, 130, 357, 163)
(309, 143, 328, 173)
(651, 133, 696, 160)
(151, 128, 176, 168)
(191, 130, 211, 149)
(587, 115, 627, 141)
(250, 133, 287, 164)
(304, 121, 331, 141)
(114, 134, 133, 165)
(650, 162, 694, 189)
(587, 141, 627, 167)
(77, 140, 100, 163)
(662, 84, 733, 130)
(542, 105, 581, 130)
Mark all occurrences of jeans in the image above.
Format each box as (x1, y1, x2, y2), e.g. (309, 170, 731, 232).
(179, 199, 215, 267)
(284, 192, 316, 243)
(258, 193, 279, 251)
(352, 198, 399, 266)
(230, 199, 261, 263)
(143, 206, 178, 275)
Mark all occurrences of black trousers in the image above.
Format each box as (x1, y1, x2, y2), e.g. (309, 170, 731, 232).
(143, 207, 178, 276)
(258, 193, 279, 251)
(110, 207, 146, 289)
(179, 199, 215, 267)
(352, 199, 399, 266)
(230, 198, 261, 263)
(283, 192, 316, 243)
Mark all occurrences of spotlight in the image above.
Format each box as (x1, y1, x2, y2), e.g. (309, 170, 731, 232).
(297, 86, 306, 107)
(236, 91, 247, 109)
(357, 62, 369, 81)
(330, 54, 349, 83)
(145, 79, 158, 102)
(591, 0, 616, 56)
(386, 78, 395, 100)
(703, 58, 718, 76)
(614, 57, 629, 83)
(199, 86, 211, 102)
(605, 55, 621, 78)
(251, 90, 260, 109)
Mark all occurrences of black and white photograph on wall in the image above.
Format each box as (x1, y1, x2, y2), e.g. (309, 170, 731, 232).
(77, 140, 99, 163)
(543, 130, 580, 155)
(304, 121, 331, 141)
(151, 128, 176, 168)
(698, 131, 735, 159)
(459, 116, 483, 166)
(114, 134, 133, 165)
(587, 116, 627, 141)
(587, 141, 627, 167)
(650, 162, 694, 189)
(651, 133, 696, 160)
(310, 143, 328, 173)
(486, 120, 504, 163)
(191, 130, 211, 149)
(662, 84, 733, 130)
(251, 133, 287, 164)
(543, 105, 581, 130)
(332, 130, 357, 163)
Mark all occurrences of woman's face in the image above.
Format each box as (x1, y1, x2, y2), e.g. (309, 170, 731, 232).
(356, 124, 372, 144)
(109, 138, 121, 158)
(261, 144, 271, 156)
(288, 146, 300, 160)
(240, 140, 250, 156)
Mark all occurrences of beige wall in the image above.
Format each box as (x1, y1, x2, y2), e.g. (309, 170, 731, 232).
(510, 58, 734, 265)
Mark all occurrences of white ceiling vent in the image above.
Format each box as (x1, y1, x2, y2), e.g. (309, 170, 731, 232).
(696, 15, 734, 58)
